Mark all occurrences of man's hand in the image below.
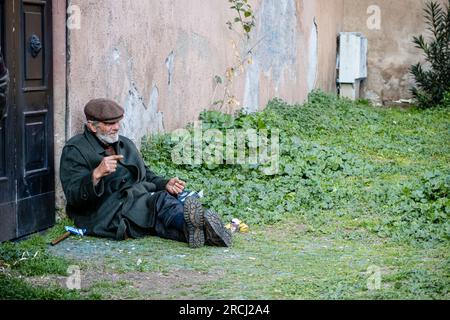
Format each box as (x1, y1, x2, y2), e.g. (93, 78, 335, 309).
(166, 177, 186, 195)
(92, 155, 124, 186)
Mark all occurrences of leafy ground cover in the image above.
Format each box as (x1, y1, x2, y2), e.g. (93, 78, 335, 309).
(1, 91, 448, 299)
(143, 91, 449, 245)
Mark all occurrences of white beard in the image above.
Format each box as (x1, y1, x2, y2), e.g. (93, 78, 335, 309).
(96, 131, 119, 144)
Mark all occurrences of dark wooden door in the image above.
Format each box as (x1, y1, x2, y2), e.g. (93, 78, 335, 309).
(0, 0, 54, 242)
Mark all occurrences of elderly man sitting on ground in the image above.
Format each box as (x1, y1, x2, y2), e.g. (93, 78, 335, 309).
(59, 98, 231, 248)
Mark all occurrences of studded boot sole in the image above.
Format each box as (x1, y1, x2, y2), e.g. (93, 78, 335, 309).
(183, 197, 205, 248)
(204, 209, 232, 247)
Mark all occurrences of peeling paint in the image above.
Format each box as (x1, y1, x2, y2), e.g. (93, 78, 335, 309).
(112, 48, 121, 64)
(365, 90, 382, 106)
(67, 0, 345, 136)
(307, 18, 318, 92)
(243, 61, 261, 113)
(256, 0, 297, 87)
(165, 51, 174, 85)
(121, 83, 164, 148)
(149, 84, 159, 114)
(243, 0, 298, 112)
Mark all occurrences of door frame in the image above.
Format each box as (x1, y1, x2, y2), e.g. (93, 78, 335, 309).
(0, 0, 57, 241)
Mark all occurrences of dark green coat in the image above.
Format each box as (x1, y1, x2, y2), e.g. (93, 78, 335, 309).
(60, 127, 169, 240)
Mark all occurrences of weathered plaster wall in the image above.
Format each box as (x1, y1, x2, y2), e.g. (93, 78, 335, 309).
(65, 0, 344, 145)
(343, 0, 446, 105)
(53, 0, 67, 209)
(245, 0, 344, 112)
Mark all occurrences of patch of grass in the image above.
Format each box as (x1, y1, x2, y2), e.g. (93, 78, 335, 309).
(88, 279, 136, 300)
(0, 218, 99, 299)
(6, 213, 445, 299)
(0, 218, 75, 277)
(63, 216, 446, 300)
(0, 273, 84, 300)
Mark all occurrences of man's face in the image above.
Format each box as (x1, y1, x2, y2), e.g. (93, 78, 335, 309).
(89, 120, 120, 144)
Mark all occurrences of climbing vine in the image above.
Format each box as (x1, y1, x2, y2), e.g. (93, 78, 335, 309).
(211, 0, 258, 113)
(226, 0, 256, 39)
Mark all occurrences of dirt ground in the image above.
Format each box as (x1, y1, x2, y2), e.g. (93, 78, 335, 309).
(42, 235, 225, 299)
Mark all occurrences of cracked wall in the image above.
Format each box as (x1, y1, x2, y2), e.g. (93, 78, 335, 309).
(244, 0, 343, 112)
(66, 0, 344, 141)
(121, 84, 164, 147)
(343, 0, 447, 105)
(244, 0, 298, 113)
(57, 0, 344, 207)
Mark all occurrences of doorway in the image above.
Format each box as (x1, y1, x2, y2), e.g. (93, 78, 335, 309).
(0, 0, 54, 242)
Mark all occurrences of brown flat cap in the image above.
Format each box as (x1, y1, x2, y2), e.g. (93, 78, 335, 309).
(84, 98, 124, 123)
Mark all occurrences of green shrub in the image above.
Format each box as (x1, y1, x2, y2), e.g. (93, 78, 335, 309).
(410, 0, 450, 108)
(441, 91, 450, 108)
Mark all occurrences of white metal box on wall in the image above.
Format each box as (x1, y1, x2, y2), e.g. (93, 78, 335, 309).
(337, 32, 368, 100)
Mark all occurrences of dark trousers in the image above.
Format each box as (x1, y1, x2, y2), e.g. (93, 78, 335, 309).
(150, 191, 187, 243)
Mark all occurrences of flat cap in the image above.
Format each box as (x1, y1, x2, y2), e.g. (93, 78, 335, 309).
(84, 98, 124, 123)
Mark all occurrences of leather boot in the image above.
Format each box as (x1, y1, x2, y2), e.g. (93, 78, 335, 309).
(183, 197, 205, 248)
(204, 209, 232, 247)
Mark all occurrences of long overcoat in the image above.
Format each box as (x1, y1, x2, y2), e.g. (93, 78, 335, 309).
(60, 127, 169, 240)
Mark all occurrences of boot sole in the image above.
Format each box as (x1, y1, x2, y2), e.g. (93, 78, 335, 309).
(204, 209, 232, 247)
(183, 197, 205, 248)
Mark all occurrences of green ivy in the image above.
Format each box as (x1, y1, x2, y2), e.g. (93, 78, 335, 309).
(141, 91, 450, 245)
